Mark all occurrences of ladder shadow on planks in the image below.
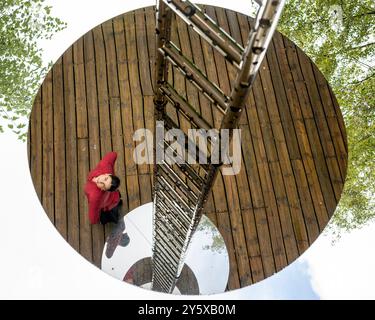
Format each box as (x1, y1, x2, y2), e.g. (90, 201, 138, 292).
(151, 0, 286, 293)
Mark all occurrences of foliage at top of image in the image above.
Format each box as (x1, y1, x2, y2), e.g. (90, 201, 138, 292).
(0, 0, 66, 140)
(279, 0, 374, 235)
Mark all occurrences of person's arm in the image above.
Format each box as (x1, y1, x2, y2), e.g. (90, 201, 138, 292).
(88, 195, 101, 224)
(96, 152, 117, 171)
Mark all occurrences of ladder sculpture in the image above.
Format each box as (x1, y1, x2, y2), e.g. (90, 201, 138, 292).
(152, 0, 285, 293)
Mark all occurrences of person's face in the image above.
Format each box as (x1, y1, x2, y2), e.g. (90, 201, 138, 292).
(96, 174, 112, 191)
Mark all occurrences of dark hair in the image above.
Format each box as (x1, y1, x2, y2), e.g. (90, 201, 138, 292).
(108, 175, 120, 192)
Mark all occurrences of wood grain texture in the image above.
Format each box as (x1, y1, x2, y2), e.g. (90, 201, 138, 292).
(28, 6, 347, 291)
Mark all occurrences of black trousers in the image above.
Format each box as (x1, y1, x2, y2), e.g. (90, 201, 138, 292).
(100, 199, 122, 225)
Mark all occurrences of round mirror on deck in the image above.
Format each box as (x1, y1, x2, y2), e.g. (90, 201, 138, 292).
(101, 203, 229, 295)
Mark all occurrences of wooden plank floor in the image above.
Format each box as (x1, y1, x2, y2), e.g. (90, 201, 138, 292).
(28, 6, 348, 291)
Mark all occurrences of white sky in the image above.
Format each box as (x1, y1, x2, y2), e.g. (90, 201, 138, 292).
(1, 0, 374, 300)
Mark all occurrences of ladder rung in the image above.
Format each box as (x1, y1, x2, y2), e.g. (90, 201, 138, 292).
(156, 208, 190, 238)
(161, 160, 201, 196)
(155, 212, 188, 238)
(157, 191, 194, 228)
(153, 241, 181, 267)
(158, 194, 194, 226)
(153, 252, 179, 273)
(152, 266, 176, 283)
(161, 41, 228, 113)
(159, 137, 208, 183)
(154, 207, 189, 240)
(160, 83, 211, 131)
(153, 258, 177, 278)
(153, 252, 180, 274)
(151, 275, 172, 292)
(153, 260, 178, 282)
(159, 122, 210, 172)
(160, 166, 198, 207)
(157, 210, 190, 237)
(155, 211, 188, 241)
(162, 114, 211, 170)
(153, 265, 177, 287)
(152, 268, 175, 286)
(163, 0, 244, 67)
(154, 214, 187, 240)
(158, 163, 199, 202)
(155, 217, 188, 244)
(175, 162, 205, 189)
(158, 188, 194, 224)
(156, 199, 190, 233)
(159, 152, 205, 191)
(153, 238, 182, 265)
(158, 174, 195, 211)
(156, 190, 191, 222)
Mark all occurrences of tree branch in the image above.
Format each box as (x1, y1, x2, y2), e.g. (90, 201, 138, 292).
(348, 73, 375, 86)
(348, 42, 375, 51)
(350, 11, 375, 19)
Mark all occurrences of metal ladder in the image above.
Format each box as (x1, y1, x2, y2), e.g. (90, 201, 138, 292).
(151, 0, 285, 293)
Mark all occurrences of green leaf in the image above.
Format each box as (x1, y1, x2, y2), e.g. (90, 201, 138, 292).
(0, 0, 66, 139)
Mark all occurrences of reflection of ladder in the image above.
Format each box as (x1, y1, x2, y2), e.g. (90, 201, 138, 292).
(152, 0, 285, 293)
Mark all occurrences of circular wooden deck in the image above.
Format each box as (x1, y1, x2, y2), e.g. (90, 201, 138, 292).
(28, 5, 348, 291)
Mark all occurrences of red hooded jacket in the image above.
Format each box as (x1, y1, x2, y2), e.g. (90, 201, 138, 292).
(84, 152, 120, 224)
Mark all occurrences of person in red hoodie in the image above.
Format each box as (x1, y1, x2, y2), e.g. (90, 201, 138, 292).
(84, 151, 122, 225)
